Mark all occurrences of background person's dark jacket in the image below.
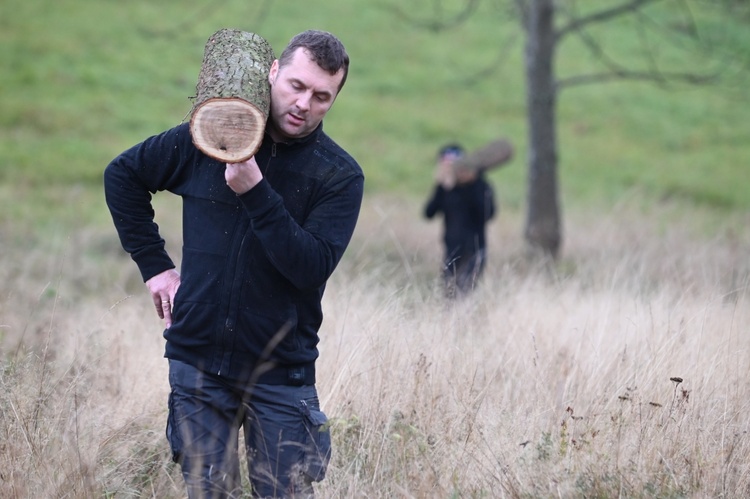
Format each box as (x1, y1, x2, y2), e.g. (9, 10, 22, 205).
(104, 122, 364, 385)
(424, 176, 495, 265)
(424, 176, 495, 297)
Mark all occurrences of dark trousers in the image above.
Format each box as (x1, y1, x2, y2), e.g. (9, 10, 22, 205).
(166, 360, 331, 498)
(442, 248, 487, 298)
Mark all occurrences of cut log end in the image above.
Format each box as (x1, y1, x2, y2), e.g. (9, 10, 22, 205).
(190, 98, 266, 163)
(454, 138, 514, 173)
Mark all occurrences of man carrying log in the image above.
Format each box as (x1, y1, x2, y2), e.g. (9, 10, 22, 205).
(104, 30, 363, 498)
(424, 142, 509, 298)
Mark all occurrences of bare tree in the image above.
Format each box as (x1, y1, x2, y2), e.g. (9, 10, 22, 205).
(518, 0, 730, 257)
(392, 0, 731, 258)
(520, 0, 562, 257)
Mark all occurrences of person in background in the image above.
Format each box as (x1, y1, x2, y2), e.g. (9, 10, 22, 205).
(424, 143, 495, 298)
(104, 30, 364, 498)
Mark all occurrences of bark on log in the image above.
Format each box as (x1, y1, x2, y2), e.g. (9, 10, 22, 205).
(189, 29, 275, 163)
(454, 138, 514, 172)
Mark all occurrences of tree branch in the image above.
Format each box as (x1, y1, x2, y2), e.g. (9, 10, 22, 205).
(513, 0, 530, 28)
(458, 31, 520, 84)
(557, 68, 717, 89)
(142, 0, 274, 38)
(556, 0, 662, 41)
(557, 0, 720, 90)
(384, 0, 480, 32)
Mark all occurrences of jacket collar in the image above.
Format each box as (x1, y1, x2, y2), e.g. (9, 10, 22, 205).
(265, 122, 323, 149)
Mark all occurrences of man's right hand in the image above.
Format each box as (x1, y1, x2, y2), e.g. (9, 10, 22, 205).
(225, 156, 263, 195)
(146, 269, 181, 328)
(436, 160, 456, 190)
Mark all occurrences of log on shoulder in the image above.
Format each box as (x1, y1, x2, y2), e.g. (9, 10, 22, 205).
(190, 29, 275, 163)
(454, 138, 514, 173)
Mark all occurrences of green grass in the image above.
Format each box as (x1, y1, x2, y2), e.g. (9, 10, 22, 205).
(0, 0, 748, 219)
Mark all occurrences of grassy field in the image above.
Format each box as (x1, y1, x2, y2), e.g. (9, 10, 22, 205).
(1, 0, 749, 497)
(2, 193, 748, 497)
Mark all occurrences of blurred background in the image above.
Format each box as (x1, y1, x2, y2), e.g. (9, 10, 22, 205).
(2, 0, 748, 227)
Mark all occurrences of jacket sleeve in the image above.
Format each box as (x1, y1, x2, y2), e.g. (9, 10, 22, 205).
(424, 185, 445, 219)
(237, 168, 365, 291)
(464, 178, 495, 223)
(481, 179, 496, 222)
(103, 124, 193, 282)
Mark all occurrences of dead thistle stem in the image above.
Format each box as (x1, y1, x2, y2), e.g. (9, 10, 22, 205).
(668, 377, 684, 421)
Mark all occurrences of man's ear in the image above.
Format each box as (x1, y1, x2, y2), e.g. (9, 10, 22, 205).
(268, 59, 279, 85)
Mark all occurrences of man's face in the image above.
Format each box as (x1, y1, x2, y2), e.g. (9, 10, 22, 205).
(267, 48, 344, 142)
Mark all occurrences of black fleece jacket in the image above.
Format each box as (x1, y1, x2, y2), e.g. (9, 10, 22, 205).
(104, 122, 364, 385)
(424, 177, 495, 262)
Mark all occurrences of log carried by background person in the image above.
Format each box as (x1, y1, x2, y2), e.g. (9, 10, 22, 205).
(454, 138, 514, 173)
(189, 29, 275, 163)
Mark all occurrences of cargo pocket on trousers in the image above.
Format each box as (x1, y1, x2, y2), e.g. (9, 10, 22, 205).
(300, 398, 332, 482)
(166, 390, 183, 464)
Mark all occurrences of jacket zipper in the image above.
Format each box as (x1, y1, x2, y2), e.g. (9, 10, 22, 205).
(219, 142, 276, 376)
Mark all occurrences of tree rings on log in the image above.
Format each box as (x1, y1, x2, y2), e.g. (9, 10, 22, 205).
(190, 29, 275, 163)
(191, 97, 267, 163)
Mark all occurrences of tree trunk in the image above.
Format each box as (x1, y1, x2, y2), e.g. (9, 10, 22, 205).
(523, 0, 562, 257)
(189, 29, 275, 163)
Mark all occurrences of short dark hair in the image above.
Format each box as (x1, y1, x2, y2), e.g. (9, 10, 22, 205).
(438, 143, 464, 159)
(278, 30, 350, 92)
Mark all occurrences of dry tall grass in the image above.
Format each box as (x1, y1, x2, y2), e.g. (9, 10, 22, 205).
(1, 191, 748, 498)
